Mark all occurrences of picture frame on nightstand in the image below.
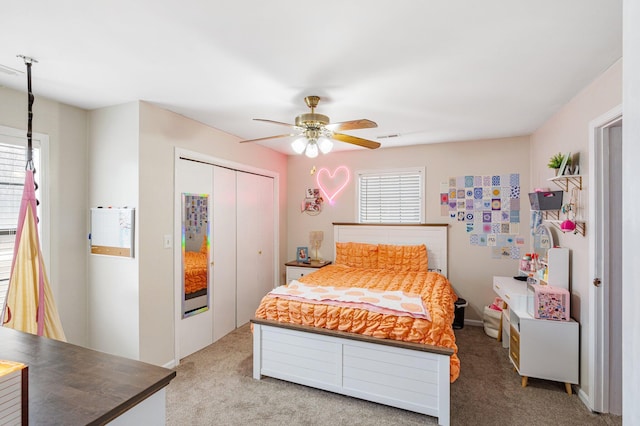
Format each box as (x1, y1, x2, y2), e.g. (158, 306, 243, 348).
(296, 246, 309, 263)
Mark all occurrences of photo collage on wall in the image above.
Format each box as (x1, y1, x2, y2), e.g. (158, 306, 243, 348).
(301, 188, 323, 214)
(440, 173, 524, 259)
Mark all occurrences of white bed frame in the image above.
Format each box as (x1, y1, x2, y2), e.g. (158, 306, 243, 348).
(252, 223, 452, 425)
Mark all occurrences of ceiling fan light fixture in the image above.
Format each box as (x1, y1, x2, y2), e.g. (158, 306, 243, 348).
(305, 141, 319, 158)
(291, 137, 307, 154)
(318, 136, 333, 154)
(243, 95, 381, 152)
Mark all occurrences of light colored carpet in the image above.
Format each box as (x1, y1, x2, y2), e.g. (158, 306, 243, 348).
(166, 323, 622, 425)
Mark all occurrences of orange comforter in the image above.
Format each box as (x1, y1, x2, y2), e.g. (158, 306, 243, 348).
(184, 251, 208, 295)
(254, 264, 460, 382)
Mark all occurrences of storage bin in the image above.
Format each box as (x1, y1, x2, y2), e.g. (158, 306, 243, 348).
(453, 298, 468, 329)
(483, 305, 502, 338)
(528, 191, 563, 211)
(527, 284, 570, 320)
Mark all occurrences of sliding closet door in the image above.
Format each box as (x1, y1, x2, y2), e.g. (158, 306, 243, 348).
(212, 166, 237, 342)
(175, 159, 213, 359)
(236, 172, 275, 326)
(255, 173, 275, 300)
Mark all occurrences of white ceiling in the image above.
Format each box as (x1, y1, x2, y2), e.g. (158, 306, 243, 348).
(0, 1, 622, 155)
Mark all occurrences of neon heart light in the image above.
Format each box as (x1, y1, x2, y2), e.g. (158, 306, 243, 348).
(316, 166, 350, 205)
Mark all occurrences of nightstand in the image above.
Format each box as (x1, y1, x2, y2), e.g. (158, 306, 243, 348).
(285, 260, 332, 284)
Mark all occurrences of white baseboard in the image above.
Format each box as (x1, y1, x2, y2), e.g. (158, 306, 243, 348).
(163, 360, 176, 369)
(577, 388, 592, 412)
(464, 319, 483, 327)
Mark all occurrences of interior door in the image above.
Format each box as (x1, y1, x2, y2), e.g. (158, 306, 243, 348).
(256, 173, 275, 297)
(175, 159, 213, 360)
(236, 172, 275, 326)
(590, 109, 623, 415)
(606, 124, 623, 415)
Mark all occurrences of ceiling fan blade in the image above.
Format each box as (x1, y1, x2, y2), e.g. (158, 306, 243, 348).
(332, 133, 381, 149)
(325, 119, 378, 132)
(253, 118, 300, 129)
(240, 133, 298, 143)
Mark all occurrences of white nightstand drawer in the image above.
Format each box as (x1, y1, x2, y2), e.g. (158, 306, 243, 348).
(286, 266, 314, 283)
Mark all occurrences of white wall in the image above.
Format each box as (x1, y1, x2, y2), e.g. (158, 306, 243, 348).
(87, 103, 140, 359)
(0, 92, 287, 365)
(137, 102, 288, 366)
(286, 136, 531, 322)
(623, 0, 640, 420)
(530, 60, 621, 400)
(0, 87, 88, 345)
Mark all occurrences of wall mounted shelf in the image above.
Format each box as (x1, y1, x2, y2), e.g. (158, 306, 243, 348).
(542, 174, 585, 236)
(547, 174, 582, 192)
(541, 210, 586, 236)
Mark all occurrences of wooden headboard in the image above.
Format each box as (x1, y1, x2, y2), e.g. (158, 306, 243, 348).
(333, 223, 449, 277)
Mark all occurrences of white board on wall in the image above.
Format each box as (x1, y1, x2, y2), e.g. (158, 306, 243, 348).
(90, 208, 135, 257)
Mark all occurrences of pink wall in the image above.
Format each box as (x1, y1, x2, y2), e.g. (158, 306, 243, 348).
(530, 59, 621, 398)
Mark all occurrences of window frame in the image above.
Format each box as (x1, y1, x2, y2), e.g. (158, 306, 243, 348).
(355, 166, 425, 224)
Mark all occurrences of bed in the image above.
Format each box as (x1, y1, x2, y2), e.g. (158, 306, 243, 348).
(252, 223, 457, 426)
(183, 235, 209, 315)
(184, 250, 208, 298)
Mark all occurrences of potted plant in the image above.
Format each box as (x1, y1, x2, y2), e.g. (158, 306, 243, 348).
(547, 152, 571, 175)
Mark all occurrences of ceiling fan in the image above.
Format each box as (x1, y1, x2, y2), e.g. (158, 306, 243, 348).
(240, 95, 381, 157)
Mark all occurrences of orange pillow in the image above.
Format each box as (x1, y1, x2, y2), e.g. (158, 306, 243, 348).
(377, 244, 428, 272)
(335, 242, 379, 268)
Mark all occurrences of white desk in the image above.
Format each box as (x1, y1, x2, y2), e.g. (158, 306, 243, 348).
(493, 276, 579, 393)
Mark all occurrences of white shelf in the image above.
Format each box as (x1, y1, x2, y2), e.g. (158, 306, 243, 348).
(547, 174, 582, 192)
(541, 210, 586, 236)
(544, 175, 585, 236)
(544, 219, 586, 236)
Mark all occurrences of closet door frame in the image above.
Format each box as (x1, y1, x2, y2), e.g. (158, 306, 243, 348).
(173, 148, 280, 365)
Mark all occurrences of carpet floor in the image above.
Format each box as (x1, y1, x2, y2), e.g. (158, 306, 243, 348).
(166, 323, 622, 425)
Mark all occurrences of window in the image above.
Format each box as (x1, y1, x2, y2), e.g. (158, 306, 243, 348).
(357, 167, 425, 223)
(0, 126, 45, 316)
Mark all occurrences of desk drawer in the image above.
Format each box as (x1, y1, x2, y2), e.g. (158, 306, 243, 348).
(493, 277, 528, 312)
(509, 324, 520, 370)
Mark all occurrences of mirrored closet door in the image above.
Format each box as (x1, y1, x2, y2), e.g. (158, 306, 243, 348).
(175, 156, 276, 361)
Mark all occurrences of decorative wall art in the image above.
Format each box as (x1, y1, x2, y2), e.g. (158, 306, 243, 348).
(440, 173, 523, 259)
(301, 188, 324, 215)
(316, 166, 350, 205)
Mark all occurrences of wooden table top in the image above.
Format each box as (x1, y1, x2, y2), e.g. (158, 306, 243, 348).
(0, 326, 176, 425)
(285, 260, 332, 268)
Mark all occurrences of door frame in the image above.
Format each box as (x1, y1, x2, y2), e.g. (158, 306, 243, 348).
(173, 148, 280, 364)
(587, 105, 622, 413)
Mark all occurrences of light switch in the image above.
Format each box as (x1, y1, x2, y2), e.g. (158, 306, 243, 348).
(163, 234, 173, 249)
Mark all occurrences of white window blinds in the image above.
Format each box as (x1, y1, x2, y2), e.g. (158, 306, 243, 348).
(0, 141, 40, 311)
(357, 168, 424, 223)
